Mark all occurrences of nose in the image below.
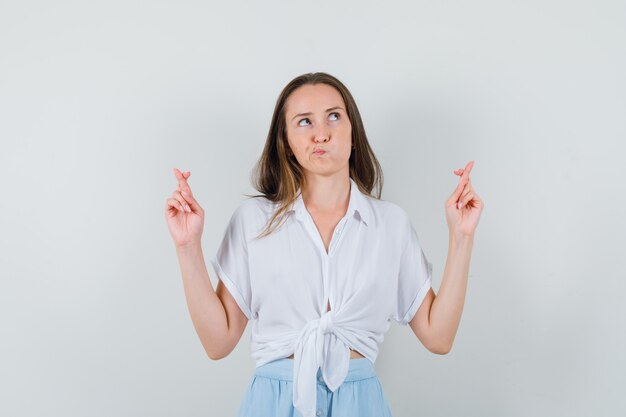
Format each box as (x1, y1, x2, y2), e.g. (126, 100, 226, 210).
(313, 125, 330, 143)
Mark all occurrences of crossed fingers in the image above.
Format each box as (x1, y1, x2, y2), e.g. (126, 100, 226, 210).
(171, 168, 192, 213)
(174, 168, 192, 194)
(454, 160, 474, 209)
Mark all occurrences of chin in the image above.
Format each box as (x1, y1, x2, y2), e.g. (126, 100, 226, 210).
(305, 163, 349, 176)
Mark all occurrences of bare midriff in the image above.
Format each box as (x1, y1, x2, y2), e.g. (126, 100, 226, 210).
(287, 349, 365, 360)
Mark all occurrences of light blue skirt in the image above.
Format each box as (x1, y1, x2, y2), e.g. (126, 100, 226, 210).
(236, 357, 394, 417)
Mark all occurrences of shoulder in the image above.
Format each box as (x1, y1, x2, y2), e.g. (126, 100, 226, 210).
(229, 196, 269, 221)
(367, 197, 412, 229)
(228, 195, 277, 233)
(232, 195, 269, 215)
(367, 197, 415, 251)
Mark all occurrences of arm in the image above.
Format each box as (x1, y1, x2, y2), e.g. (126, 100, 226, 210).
(409, 233, 473, 354)
(176, 243, 248, 360)
(411, 160, 482, 353)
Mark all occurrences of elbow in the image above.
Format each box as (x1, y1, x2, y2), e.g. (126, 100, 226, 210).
(204, 340, 233, 361)
(206, 348, 229, 361)
(426, 336, 453, 355)
(206, 351, 221, 361)
(429, 343, 452, 355)
(418, 328, 452, 355)
(202, 330, 237, 361)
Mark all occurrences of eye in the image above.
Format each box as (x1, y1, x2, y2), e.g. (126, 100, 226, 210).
(298, 118, 310, 127)
(329, 112, 340, 121)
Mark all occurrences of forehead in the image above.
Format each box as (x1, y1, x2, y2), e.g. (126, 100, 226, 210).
(285, 83, 345, 115)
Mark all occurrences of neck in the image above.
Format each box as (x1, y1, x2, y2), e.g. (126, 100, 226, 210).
(301, 174, 351, 214)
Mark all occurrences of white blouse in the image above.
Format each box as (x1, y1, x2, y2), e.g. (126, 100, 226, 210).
(210, 177, 433, 417)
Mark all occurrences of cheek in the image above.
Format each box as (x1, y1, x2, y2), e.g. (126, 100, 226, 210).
(289, 138, 309, 159)
(286, 131, 301, 151)
(340, 125, 352, 148)
(341, 124, 352, 140)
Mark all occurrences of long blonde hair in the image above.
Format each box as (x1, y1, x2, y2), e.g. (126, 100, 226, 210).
(245, 72, 384, 239)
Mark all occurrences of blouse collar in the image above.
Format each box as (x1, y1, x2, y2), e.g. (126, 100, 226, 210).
(291, 177, 371, 226)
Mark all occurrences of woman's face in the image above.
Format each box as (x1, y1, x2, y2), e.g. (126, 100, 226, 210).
(284, 83, 352, 179)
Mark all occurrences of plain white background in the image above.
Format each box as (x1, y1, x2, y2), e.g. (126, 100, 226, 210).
(1, 1, 624, 416)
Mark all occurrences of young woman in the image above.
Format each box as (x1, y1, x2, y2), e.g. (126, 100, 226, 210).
(165, 72, 484, 417)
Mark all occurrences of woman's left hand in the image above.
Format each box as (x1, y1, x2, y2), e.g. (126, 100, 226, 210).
(445, 160, 484, 239)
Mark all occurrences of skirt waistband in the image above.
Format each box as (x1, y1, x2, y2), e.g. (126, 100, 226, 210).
(254, 358, 376, 382)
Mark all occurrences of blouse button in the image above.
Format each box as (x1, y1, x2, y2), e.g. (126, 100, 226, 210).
(316, 411, 322, 416)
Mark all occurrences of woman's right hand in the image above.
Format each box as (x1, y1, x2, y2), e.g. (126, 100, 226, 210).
(165, 168, 205, 248)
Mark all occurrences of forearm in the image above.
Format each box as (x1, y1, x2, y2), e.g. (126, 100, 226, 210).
(429, 233, 474, 352)
(176, 243, 229, 358)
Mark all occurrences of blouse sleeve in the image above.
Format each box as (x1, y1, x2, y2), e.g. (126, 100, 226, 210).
(209, 205, 253, 320)
(391, 218, 433, 326)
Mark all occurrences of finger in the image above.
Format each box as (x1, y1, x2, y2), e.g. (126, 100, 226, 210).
(173, 168, 192, 194)
(172, 190, 192, 213)
(448, 161, 473, 202)
(473, 192, 483, 208)
(451, 162, 474, 199)
(180, 173, 193, 195)
(180, 188, 202, 213)
(459, 191, 475, 209)
(455, 184, 471, 209)
(460, 160, 474, 181)
(173, 167, 186, 187)
(449, 173, 470, 202)
(460, 180, 473, 200)
(454, 161, 474, 176)
(166, 197, 186, 213)
(181, 172, 194, 195)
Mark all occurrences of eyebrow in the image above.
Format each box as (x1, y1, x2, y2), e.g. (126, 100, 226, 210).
(291, 106, 345, 121)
